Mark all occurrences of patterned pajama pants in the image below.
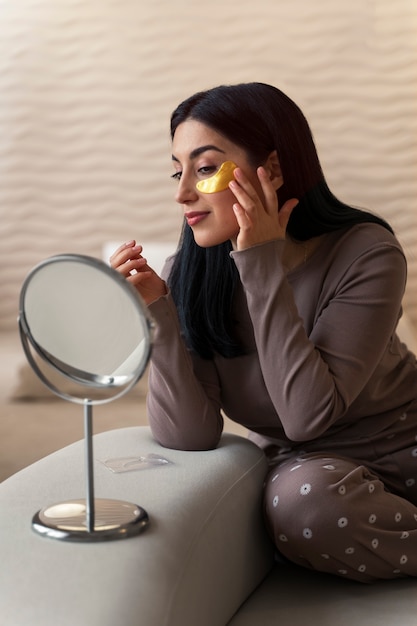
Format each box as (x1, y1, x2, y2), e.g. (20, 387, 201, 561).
(262, 409, 417, 583)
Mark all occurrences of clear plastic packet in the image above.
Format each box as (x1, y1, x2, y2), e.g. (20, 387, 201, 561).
(100, 453, 172, 473)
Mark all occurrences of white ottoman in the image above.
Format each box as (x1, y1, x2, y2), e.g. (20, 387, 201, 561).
(0, 427, 272, 626)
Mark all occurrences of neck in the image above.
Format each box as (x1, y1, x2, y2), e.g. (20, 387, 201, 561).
(282, 236, 323, 272)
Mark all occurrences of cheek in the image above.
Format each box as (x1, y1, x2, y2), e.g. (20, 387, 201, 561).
(221, 205, 240, 240)
(217, 193, 238, 224)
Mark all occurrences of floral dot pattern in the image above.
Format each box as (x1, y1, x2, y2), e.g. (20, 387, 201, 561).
(300, 483, 312, 495)
(264, 446, 417, 583)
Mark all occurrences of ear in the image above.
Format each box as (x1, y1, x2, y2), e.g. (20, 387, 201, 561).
(263, 151, 283, 190)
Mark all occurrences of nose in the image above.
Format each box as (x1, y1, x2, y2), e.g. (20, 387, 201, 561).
(175, 173, 198, 205)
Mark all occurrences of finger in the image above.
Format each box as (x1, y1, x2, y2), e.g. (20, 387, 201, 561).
(109, 240, 135, 261)
(109, 241, 141, 266)
(257, 167, 278, 215)
(232, 203, 252, 231)
(278, 198, 299, 230)
(110, 239, 136, 261)
(125, 269, 153, 286)
(229, 170, 260, 213)
(114, 256, 148, 278)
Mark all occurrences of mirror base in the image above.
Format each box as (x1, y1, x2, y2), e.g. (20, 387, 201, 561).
(32, 498, 149, 542)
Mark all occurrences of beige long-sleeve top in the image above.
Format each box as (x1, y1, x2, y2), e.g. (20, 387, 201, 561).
(147, 223, 417, 451)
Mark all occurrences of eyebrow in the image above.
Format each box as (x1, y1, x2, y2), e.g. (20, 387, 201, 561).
(172, 144, 226, 163)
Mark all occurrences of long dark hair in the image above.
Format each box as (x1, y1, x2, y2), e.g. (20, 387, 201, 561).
(168, 83, 393, 359)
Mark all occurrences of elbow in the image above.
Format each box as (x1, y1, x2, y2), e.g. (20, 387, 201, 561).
(282, 388, 348, 443)
(151, 429, 220, 452)
(282, 412, 338, 443)
(149, 421, 222, 452)
(147, 393, 224, 451)
(283, 428, 323, 443)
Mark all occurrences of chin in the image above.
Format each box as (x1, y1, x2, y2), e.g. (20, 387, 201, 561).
(192, 230, 239, 249)
(192, 234, 223, 248)
(194, 237, 230, 249)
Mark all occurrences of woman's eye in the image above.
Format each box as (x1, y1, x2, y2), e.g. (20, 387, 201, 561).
(198, 166, 217, 177)
(170, 165, 217, 182)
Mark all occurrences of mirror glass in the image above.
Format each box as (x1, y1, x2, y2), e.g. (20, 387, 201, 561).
(19, 254, 152, 402)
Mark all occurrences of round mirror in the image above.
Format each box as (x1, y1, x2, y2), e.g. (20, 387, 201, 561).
(18, 254, 153, 542)
(19, 253, 153, 404)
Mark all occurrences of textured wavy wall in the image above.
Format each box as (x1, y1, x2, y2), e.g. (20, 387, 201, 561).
(0, 0, 416, 331)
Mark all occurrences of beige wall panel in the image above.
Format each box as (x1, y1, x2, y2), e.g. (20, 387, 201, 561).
(0, 0, 416, 331)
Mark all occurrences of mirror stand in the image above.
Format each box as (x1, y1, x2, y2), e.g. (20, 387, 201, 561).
(19, 254, 154, 542)
(32, 399, 149, 542)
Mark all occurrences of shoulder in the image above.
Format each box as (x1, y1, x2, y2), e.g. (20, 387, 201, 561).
(323, 223, 405, 266)
(319, 223, 407, 295)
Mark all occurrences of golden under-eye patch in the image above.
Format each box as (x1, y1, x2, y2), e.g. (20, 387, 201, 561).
(196, 161, 237, 193)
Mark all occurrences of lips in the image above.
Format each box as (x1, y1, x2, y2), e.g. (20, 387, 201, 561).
(185, 211, 210, 226)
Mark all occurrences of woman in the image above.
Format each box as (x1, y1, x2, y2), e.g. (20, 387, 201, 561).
(111, 82, 417, 583)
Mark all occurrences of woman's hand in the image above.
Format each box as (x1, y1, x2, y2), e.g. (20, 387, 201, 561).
(229, 166, 299, 251)
(110, 240, 167, 305)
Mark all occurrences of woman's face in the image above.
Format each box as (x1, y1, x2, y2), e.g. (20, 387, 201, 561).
(171, 119, 260, 248)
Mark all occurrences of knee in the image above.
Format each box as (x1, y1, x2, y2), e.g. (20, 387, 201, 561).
(262, 454, 417, 582)
(263, 454, 360, 545)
